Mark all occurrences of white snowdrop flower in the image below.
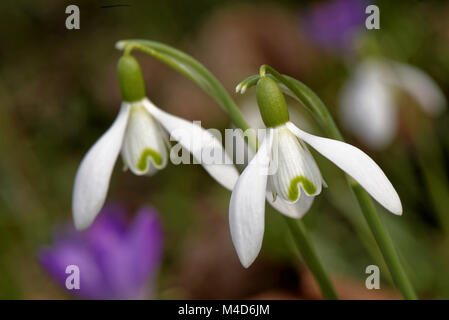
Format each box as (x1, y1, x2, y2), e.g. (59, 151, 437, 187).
(340, 58, 446, 149)
(73, 55, 238, 230)
(230, 76, 402, 267)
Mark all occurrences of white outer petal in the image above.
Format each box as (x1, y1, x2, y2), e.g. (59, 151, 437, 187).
(389, 62, 446, 116)
(286, 122, 402, 215)
(229, 129, 273, 268)
(72, 103, 131, 230)
(143, 98, 239, 190)
(266, 191, 314, 219)
(339, 61, 396, 149)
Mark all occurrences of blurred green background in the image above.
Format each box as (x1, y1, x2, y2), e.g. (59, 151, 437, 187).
(1, 0, 449, 299)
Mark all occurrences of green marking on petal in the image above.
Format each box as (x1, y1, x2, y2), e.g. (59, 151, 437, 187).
(137, 148, 163, 171)
(288, 176, 317, 201)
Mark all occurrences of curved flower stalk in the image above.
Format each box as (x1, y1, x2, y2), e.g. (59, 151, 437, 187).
(340, 58, 446, 149)
(230, 76, 402, 268)
(40, 204, 163, 300)
(72, 54, 238, 230)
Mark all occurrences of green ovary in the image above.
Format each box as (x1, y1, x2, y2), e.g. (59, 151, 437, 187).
(288, 176, 317, 201)
(137, 148, 163, 171)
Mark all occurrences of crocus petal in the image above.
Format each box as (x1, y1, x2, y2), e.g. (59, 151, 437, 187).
(266, 191, 314, 219)
(40, 242, 107, 299)
(390, 62, 446, 116)
(269, 126, 323, 203)
(143, 98, 239, 190)
(340, 61, 396, 149)
(85, 203, 128, 240)
(88, 223, 135, 299)
(229, 129, 273, 268)
(121, 103, 168, 176)
(127, 207, 164, 283)
(72, 104, 131, 230)
(286, 122, 402, 215)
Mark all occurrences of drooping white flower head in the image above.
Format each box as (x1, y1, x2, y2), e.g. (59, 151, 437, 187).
(230, 76, 402, 268)
(73, 55, 238, 230)
(231, 94, 321, 220)
(340, 58, 446, 149)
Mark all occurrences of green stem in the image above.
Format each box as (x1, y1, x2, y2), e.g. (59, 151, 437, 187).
(416, 152, 449, 235)
(259, 65, 417, 299)
(352, 184, 417, 299)
(285, 217, 339, 299)
(325, 190, 394, 285)
(411, 119, 449, 235)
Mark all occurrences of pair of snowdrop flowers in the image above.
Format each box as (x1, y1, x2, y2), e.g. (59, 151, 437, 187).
(340, 58, 446, 149)
(72, 55, 402, 268)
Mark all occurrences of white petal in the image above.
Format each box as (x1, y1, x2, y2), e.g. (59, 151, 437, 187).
(286, 122, 402, 215)
(339, 61, 396, 149)
(266, 191, 314, 219)
(143, 98, 239, 190)
(121, 103, 168, 175)
(229, 129, 273, 268)
(269, 126, 323, 203)
(72, 103, 131, 230)
(389, 62, 446, 116)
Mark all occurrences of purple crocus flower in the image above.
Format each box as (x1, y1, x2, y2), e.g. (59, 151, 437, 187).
(40, 204, 163, 299)
(302, 0, 369, 51)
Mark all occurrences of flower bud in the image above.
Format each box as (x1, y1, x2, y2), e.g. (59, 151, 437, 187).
(256, 76, 289, 127)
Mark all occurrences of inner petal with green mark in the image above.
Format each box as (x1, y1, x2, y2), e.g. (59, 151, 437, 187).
(121, 102, 168, 175)
(269, 126, 323, 203)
